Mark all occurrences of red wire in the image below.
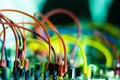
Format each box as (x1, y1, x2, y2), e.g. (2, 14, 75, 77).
(1, 14, 27, 59)
(1, 14, 26, 60)
(13, 21, 59, 63)
(0, 21, 58, 63)
(17, 28, 25, 58)
(9, 20, 26, 59)
(39, 14, 67, 65)
(1, 14, 19, 60)
(0, 9, 52, 62)
(0, 17, 6, 60)
(43, 8, 81, 60)
(44, 8, 81, 38)
(21, 15, 26, 59)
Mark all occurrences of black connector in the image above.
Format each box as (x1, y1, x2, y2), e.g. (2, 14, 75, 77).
(75, 67, 81, 77)
(1, 67, 9, 80)
(68, 68, 75, 79)
(48, 63, 54, 75)
(13, 67, 20, 80)
(20, 68, 25, 77)
(35, 63, 41, 70)
(53, 70, 57, 80)
(25, 70, 31, 80)
(31, 68, 35, 76)
(35, 70, 41, 80)
(54, 64, 59, 73)
(34, 63, 41, 80)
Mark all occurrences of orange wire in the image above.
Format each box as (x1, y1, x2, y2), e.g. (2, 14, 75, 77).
(16, 19, 65, 64)
(43, 8, 81, 60)
(0, 9, 51, 62)
(16, 27, 26, 59)
(0, 21, 58, 63)
(5, 17, 26, 59)
(40, 14, 67, 65)
(44, 8, 81, 38)
(22, 16, 27, 59)
(0, 27, 8, 37)
(0, 17, 6, 60)
(0, 14, 19, 60)
(16, 22, 59, 63)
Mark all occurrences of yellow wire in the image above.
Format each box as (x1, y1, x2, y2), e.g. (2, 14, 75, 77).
(90, 23, 120, 38)
(27, 38, 49, 53)
(82, 37, 113, 67)
(51, 34, 88, 75)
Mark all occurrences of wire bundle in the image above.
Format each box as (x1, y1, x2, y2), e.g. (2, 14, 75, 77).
(0, 8, 119, 80)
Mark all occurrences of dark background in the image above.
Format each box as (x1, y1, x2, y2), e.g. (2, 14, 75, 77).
(41, 0, 120, 27)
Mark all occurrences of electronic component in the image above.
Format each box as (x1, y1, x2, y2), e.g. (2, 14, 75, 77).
(0, 8, 119, 80)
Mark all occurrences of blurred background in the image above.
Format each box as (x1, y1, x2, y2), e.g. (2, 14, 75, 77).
(0, 0, 120, 26)
(0, 0, 120, 78)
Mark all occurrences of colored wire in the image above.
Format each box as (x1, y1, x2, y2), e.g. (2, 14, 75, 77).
(1, 13, 32, 60)
(0, 14, 19, 60)
(43, 8, 81, 38)
(27, 38, 49, 62)
(0, 27, 8, 37)
(90, 23, 120, 38)
(20, 15, 27, 59)
(9, 20, 25, 59)
(12, 21, 26, 59)
(94, 31, 120, 64)
(82, 37, 113, 67)
(0, 19, 58, 63)
(10, 18, 26, 59)
(0, 9, 52, 63)
(51, 34, 88, 75)
(0, 18, 6, 60)
(43, 8, 81, 59)
(16, 19, 65, 64)
(16, 20, 66, 65)
(16, 21, 60, 63)
(0, 21, 58, 63)
(27, 38, 50, 62)
(17, 28, 26, 59)
(27, 38, 49, 53)
(0, 39, 7, 60)
(35, 13, 67, 65)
